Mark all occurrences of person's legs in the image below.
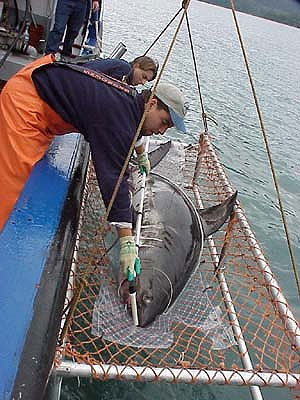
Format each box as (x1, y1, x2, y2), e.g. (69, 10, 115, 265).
(45, 0, 73, 54)
(62, 0, 87, 56)
(86, 9, 99, 47)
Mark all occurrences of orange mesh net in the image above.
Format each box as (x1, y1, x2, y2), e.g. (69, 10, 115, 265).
(55, 133, 300, 397)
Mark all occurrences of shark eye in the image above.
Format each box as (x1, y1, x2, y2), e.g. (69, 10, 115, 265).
(142, 294, 153, 304)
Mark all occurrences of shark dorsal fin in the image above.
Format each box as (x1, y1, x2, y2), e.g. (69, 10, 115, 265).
(198, 191, 238, 238)
(148, 141, 172, 169)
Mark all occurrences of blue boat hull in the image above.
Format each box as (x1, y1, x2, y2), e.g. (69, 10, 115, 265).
(0, 133, 89, 400)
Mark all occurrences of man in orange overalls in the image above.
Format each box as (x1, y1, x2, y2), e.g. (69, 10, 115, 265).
(0, 54, 187, 279)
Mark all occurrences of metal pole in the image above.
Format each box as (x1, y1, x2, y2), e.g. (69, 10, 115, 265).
(55, 361, 300, 388)
(129, 137, 150, 326)
(135, 137, 150, 246)
(193, 186, 263, 400)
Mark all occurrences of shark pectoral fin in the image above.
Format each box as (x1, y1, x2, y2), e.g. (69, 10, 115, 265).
(148, 141, 172, 169)
(198, 191, 238, 238)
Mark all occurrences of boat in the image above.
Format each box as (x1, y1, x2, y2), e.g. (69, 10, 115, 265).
(0, 1, 299, 400)
(0, 1, 103, 398)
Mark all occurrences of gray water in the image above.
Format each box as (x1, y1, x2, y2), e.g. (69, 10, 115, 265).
(61, 1, 300, 398)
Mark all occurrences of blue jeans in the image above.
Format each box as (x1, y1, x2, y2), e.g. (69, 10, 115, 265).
(45, 0, 87, 56)
(86, 9, 100, 47)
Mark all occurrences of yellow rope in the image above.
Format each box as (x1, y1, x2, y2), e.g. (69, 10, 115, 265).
(229, 0, 300, 299)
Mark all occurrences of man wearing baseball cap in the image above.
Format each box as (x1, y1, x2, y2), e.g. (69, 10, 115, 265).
(0, 55, 187, 281)
(154, 82, 187, 134)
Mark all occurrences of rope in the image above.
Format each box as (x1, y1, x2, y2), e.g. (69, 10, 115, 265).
(143, 8, 182, 57)
(143, 0, 210, 135)
(185, 12, 208, 132)
(229, 0, 300, 299)
(58, 278, 87, 345)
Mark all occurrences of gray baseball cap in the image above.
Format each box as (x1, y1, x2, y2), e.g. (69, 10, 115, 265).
(155, 82, 187, 133)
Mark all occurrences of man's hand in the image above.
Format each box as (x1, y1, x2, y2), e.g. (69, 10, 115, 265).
(137, 152, 150, 176)
(119, 236, 139, 280)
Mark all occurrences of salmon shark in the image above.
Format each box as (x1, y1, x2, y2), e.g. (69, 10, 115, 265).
(123, 166, 237, 328)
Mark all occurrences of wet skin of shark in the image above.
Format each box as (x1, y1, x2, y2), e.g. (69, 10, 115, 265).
(135, 173, 203, 327)
(130, 172, 237, 327)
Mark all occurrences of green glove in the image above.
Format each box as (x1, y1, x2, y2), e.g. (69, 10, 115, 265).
(137, 152, 150, 176)
(119, 236, 139, 279)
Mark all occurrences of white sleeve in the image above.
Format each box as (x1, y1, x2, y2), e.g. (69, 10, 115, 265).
(110, 221, 133, 229)
(135, 136, 144, 148)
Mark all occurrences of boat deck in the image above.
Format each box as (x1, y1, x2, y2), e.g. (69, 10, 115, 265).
(0, 49, 39, 81)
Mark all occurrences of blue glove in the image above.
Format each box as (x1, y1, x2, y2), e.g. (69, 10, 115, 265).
(137, 152, 150, 176)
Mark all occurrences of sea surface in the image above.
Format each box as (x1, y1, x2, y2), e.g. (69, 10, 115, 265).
(61, 1, 300, 399)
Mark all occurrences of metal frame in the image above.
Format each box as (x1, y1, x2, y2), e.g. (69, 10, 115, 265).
(53, 135, 300, 395)
(201, 133, 300, 352)
(56, 361, 300, 388)
(193, 184, 263, 400)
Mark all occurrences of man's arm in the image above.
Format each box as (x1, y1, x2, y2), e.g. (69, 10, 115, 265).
(117, 226, 132, 238)
(135, 143, 145, 155)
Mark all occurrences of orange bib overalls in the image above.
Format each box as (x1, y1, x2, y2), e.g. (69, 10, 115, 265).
(0, 55, 76, 230)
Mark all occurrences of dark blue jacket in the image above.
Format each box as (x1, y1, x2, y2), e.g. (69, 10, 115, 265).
(32, 62, 144, 223)
(83, 58, 134, 84)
